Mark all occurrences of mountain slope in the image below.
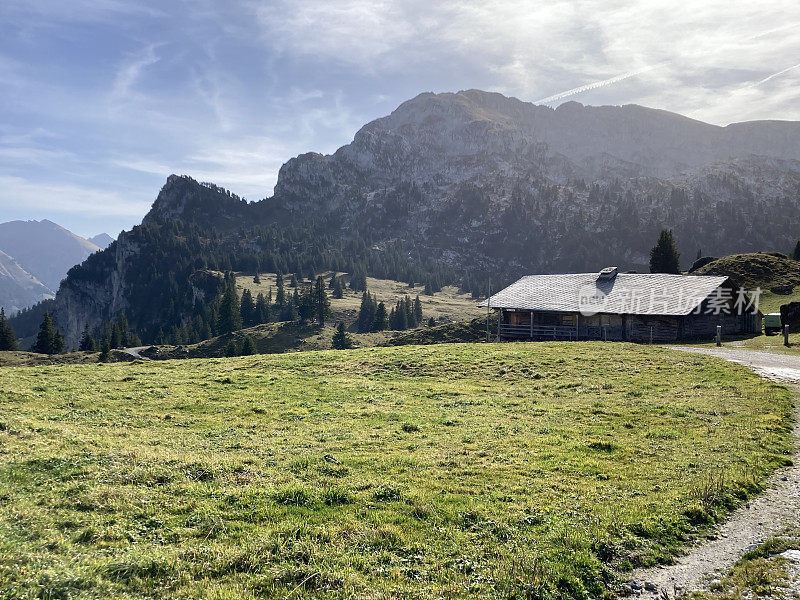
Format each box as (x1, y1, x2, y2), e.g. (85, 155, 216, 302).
(0, 249, 54, 314)
(0, 220, 100, 290)
(20, 90, 800, 347)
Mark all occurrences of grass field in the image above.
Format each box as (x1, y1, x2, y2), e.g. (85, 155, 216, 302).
(0, 343, 794, 599)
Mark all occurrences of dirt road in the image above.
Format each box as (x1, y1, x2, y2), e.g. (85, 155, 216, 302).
(627, 347, 800, 598)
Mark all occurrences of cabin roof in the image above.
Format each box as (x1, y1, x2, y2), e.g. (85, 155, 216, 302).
(479, 273, 730, 316)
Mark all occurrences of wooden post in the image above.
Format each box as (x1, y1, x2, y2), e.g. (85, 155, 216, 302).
(649, 326, 653, 345)
(486, 281, 491, 343)
(530, 312, 534, 339)
(716, 325, 722, 347)
(785, 324, 791, 347)
(497, 309, 502, 338)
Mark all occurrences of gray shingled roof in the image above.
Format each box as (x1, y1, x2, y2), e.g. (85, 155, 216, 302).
(478, 273, 730, 316)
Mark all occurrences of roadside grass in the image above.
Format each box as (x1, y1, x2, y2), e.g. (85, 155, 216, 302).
(680, 332, 800, 355)
(0, 342, 793, 599)
(690, 526, 800, 600)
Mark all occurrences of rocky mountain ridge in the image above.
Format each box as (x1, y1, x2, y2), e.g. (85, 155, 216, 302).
(19, 90, 800, 347)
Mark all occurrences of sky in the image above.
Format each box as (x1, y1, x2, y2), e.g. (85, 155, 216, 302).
(0, 1, 799, 238)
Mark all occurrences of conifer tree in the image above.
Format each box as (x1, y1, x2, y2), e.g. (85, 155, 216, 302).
(99, 338, 111, 362)
(111, 324, 123, 348)
(297, 285, 315, 323)
(332, 322, 352, 349)
(218, 283, 242, 334)
(240, 288, 254, 327)
(0, 308, 18, 351)
(349, 264, 367, 291)
(275, 273, 285, 306)
(793, 240, 800, 262)
(357, 292, 377, 333)
(240, 335, 257, 355)
(413, 295, 423, 325)
(116, 313, 131, 347)
(428, 316, 436, 327)
(224, 339, 239, 357)
(79, 323, 96, 352)
(255, 293, 269, 324)
(332, 276, 344, 299)
(373, 302, 388, 331)
(33, 313, 64, 354)
(649, 229, 681, 274)
(314, 276, 330, 326)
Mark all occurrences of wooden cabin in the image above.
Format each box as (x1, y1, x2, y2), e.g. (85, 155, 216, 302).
(480, 267, 761, 342)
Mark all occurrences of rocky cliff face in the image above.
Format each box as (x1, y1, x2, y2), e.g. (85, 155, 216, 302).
(269, 89, 800, 272)
(0, 250, 54, 314)
(33, 90, 800, 346)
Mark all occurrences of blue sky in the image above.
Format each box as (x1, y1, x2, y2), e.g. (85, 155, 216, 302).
(1, 0, 798, 238)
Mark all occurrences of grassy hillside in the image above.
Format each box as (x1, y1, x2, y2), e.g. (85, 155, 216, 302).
(0, 343, 792, 599)
(694, 253, 800, 314)
(236, 272, 485, 324)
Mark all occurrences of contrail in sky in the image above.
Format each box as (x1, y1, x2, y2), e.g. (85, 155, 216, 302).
(534, 62, 667, 104)
(745, 62, 800, 88)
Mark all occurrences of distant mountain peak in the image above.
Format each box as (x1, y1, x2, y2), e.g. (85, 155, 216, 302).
(88, 233, 114, 249)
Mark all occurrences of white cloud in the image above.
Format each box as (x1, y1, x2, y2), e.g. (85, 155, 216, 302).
(253, 0, 800, 123)
(0, 175, 151, 216)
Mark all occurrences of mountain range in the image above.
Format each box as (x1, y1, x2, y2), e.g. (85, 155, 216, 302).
(9, 89, 800, 347)
(0, 220, 114, 314)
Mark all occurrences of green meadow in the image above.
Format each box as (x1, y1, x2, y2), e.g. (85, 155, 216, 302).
(0, 343, 793, 599)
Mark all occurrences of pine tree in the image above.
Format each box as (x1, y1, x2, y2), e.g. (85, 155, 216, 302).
(275, 273, 286, 306)
(116, 313, 130, 347)
(218, 283, 242, 334)
(357, 292, 377, 333)
(79, 323, 96, 352)
(373, 302, 388, 331)
(224, 339, 239, 357)
(111, 324, 123, 348)
(240, 288, 254, 327)
(99, 337, 111, 362)
(332, 276, 344, 299)
(240, 335, 257, 355)
(33, 312, 64, 354)
(314, 276, 330, 326)
(349, 265, 367, 291)
(413, 295, 423, 325)
(297, 285, 315, 323)
(793, 240, 800, 262)
(255, 292, 269, 324)
(428, 316, 436, 327)
(649, 229, 681, 274)
(332, 322, 352, 349)
(0, 308, 18, 351)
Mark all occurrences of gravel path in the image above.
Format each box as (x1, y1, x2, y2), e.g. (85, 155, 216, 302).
(627, 347, 800, 599)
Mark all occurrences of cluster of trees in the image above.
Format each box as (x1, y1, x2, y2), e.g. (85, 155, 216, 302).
(0, 308, 17, 351)
(77, 312, 141, 359)
(389, 296, 424, 330)
(356, 292, 424, 333)
(33, 313, 65, 355)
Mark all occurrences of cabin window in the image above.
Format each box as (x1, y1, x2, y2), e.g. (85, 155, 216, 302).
(560, 314, 576, 326)
(600, 314, 622, 327)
